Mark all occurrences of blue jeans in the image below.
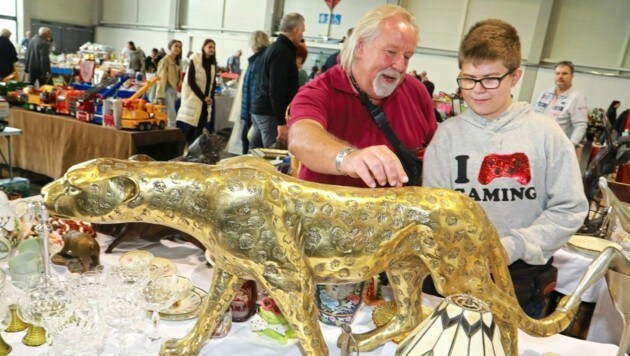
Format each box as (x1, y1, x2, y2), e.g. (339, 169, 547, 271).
(165, 86, 177, 128)
(251, 113, 278, 148)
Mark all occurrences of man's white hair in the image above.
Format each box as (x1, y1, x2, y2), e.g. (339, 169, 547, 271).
(38, 27, 51, 36)
(340, 5, 418, 72)
(0, 29, 11, 38)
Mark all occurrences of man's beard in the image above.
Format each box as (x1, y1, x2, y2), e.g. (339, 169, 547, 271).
(372, 69, 402, 97)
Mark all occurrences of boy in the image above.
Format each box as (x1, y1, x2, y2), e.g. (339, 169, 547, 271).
(423, 19, 588, 317)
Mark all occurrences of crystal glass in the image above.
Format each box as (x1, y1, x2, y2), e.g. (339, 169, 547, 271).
(107, 264, 150, 291)
(67, 266, 107, 309)
(141, 274, 180, 341)
(48, 304, 105, 355)
(100, 288, 146, 356)
(17, 280, 72, 348)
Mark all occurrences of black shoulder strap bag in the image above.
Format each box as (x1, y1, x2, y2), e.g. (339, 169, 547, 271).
(349, 73, 423, 186)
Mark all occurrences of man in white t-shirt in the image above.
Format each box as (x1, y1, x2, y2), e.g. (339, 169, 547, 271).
(533, 60, 588, 147)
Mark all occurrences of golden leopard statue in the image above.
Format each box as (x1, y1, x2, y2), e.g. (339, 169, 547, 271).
(42, 156, 580, 356)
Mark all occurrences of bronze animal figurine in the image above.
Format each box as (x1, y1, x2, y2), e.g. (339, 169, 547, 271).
(42, 157, 581, 356)
(51, 230, 100, 273)
(94, 222, 205, 253)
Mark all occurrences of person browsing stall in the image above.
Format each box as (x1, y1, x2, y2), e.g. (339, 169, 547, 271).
(251, 12, 305, 148)
(423, 19, 588, 317)
(240, 31, 271, 154)
(288, 5, 436, 188)
(156, 39, 182, 127)
(176, 39, 217, 145)
(25, 27, 52, 85)
(0, 29, 18, 79)
(533, 61, 588, 147)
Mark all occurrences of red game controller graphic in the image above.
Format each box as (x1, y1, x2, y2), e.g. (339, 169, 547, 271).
(478, 153, 531, 185)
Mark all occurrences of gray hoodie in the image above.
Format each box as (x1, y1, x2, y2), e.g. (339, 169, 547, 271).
(423, 102, 588, 265)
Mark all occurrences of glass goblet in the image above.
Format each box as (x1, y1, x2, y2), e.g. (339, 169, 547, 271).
(48, 305, 105, 355)
(107, 264, 150, 291)
(17, 281, 72, 348)
(100, 288, 146, 355)
(141, 274, 180, 341)
(68, 267, 107, 309)
(3, 280, 29, 333)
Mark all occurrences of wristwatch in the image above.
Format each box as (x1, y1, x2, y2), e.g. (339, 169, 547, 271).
(335, 147, 356, 175)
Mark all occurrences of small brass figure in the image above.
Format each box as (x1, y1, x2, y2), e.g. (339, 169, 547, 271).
(43, 157, 582, 355)
(51, 231, 100, 273)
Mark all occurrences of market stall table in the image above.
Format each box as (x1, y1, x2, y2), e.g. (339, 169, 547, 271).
(4, 108, 186, 179)
(0, 223, 620, 356)
(0, 127, 22, 180)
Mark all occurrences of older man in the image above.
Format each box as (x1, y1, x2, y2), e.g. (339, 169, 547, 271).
(288, 5, 437, 188)
(25, 27, 52, 85)
(0, 29, 18, 78)
(534, 60, 588, 147)
(251, 13, 305, 148)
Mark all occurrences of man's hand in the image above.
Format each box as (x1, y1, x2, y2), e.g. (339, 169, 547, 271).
(277, 125, 288, 142)
(340, 145, 408, 188)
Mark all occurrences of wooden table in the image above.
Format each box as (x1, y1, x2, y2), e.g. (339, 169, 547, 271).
(5, 108, 186, 179)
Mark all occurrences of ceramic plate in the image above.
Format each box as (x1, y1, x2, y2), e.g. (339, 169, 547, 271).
(150, 257, 177, 279)
(119, 250, 155, 267)
(566, 235, 622, 257)
(160, 286, 207, 321)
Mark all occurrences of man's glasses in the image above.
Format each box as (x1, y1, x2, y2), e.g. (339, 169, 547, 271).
(456, 69, 515, 90)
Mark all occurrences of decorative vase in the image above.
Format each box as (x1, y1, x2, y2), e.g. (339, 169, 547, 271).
(315, 282, 364, 326)
(396, 294, 505, 356)
(231, 280, 257, 322)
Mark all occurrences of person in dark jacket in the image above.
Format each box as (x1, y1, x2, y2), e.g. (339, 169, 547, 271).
(0, 29, 18, 78)
(607, 100, 621, 127)
(240, 31, 271, 154)
(144, 48, 161, 74)
(24, 27, 52, 85)
(250, 12, 305, 148)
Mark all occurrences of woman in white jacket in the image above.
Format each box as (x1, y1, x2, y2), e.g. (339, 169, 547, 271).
(176, 39, 217, 144)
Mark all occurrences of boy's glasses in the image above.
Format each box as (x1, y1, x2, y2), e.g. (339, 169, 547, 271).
(456, 69, 515, 90)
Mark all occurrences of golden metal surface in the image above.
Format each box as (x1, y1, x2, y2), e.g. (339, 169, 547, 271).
(43, 157, 580, 356)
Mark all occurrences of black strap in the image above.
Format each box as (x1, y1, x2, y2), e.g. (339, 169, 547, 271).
(349, 72, 422, 186)
(349, 72, 408, 153)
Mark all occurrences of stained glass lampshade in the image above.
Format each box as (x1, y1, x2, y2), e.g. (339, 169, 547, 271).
(396, 294, 505, 356)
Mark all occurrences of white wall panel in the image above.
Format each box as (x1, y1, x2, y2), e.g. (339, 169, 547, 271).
(179, 0, 223, 30)
(284, 0, 384, 40)
(404, 0, 467, 51)
(27, 0, 96, 26)
(464, 0, 540, 61)
(543, 0, 630, 69)
(224, 0, 270, 33)
(138, 0, 170, 27)
(103, 0, 170, 27)
(102, 0, 137, 25)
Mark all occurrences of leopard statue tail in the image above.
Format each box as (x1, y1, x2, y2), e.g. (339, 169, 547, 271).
(516, 295, 578, 337)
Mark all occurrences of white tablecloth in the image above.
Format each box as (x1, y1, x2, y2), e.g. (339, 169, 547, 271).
(1, 233, 621, 355)
(553, 247, 608, 303)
